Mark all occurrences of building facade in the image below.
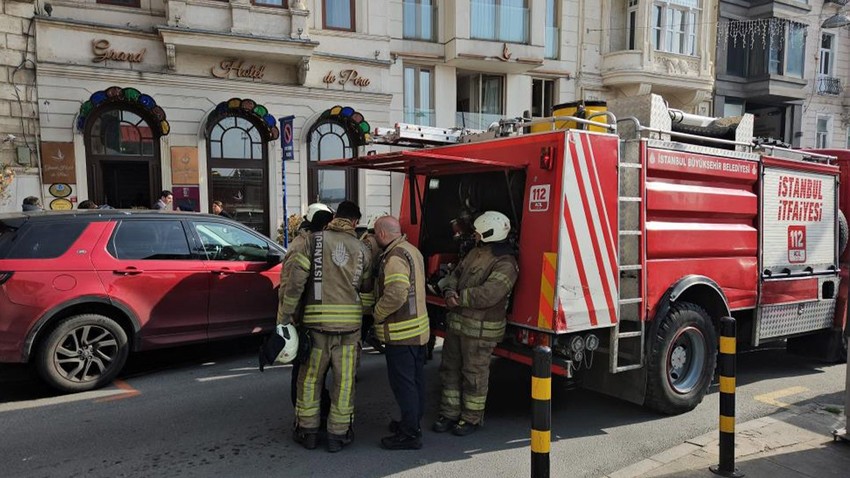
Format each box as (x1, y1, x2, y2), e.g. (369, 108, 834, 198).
(4, 1, 847, 229)
(716, 0, 850, 149)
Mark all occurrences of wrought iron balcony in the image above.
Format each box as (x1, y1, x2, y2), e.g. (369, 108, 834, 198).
(817, 76, 842, 96)
(825, 0, 849, 6)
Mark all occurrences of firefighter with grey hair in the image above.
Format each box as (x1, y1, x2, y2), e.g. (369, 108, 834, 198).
(433, 210, 518, 436)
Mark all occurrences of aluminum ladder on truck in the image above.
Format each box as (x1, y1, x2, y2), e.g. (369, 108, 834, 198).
(610, 139, 645, 374)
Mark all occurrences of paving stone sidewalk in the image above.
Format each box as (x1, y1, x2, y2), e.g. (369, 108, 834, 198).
(606, 404, 850, 478)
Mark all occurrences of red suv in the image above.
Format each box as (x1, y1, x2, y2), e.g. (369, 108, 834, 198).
(0, 210, 283, 392)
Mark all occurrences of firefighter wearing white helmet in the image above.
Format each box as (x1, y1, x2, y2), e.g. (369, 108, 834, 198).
(434, 210, 518, 436)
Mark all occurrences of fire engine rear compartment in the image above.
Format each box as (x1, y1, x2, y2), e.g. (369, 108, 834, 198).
(325, 97, 848, 414)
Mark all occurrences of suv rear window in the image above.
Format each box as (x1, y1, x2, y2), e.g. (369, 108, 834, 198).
(3, 222, 88, 259)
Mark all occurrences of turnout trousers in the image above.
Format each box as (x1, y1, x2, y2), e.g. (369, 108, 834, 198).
(295, 330, 360, 435)
(438, 331, 496, 425)
(385, 344, 426, 437)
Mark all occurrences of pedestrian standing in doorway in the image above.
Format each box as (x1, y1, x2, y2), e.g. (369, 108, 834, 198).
(154, 190, 173, 210)
(372, 215, 429, 450)
(212, 200, 232, 218)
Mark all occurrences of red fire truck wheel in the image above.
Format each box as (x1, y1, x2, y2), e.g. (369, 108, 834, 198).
(645, 302, 718, 415)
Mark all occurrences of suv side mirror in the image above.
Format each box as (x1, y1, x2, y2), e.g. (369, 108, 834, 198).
(267, 250, 284, 265)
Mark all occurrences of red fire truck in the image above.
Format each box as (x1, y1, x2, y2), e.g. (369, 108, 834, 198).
(326, 94, 848, 415)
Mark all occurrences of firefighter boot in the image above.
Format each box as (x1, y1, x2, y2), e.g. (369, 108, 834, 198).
(451, 420, 480, 436)
(327, 429, 354, 453)
(432, 415, 458, 433)
(293, 427, 319, 450)
(381, 430, 423, 450)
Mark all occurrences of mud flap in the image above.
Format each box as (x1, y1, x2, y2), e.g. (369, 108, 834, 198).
(581, 350, 648, 406)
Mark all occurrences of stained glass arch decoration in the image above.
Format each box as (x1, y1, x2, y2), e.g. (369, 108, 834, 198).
(317, 105, 371, 146)
(205, 98, 279, 142)
(76, 86, 170, 137)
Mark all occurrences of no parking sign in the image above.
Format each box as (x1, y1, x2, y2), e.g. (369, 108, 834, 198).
(281, 116, 295, 161)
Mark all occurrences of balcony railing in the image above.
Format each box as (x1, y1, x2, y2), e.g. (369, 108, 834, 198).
(456, 112, 504, 131)
(817, 76, 842, 96)
(470, 0, 529, 44)
(545, 25, 559, 59)
(403, 1, 437, 42)
(403, 109, 436, 126)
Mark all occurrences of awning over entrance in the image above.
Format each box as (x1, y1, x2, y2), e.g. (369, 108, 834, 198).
(321, 149, 526, 175)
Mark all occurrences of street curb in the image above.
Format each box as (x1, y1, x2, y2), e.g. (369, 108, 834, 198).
(604, 405, 820, 478)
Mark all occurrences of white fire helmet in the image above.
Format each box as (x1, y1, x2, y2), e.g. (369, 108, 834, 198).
(275, 324, 299, 365)
(305, 203, 333, 223)
(474, 211, 511, 243)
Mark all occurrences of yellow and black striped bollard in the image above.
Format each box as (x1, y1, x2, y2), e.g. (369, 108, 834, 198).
(531, 345, 551, 478)
(710, 316, 744, 477)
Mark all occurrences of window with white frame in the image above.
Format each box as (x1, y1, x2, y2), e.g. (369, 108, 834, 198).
(531, 79, 555, 118)
(816, 115, 832, 149)
(651, 0, 700, 56)
(403, 65, 435, 126)
(820, 33, 835, 77)
(627, 0, 639, 50)
(846, 127, 850, 149)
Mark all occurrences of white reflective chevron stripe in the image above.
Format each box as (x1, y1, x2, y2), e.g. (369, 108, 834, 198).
(556, 131, 619, 332)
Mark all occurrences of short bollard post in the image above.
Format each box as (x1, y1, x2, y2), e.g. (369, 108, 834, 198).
(710, 317, 744, 477)
(531, 345, 551, 478)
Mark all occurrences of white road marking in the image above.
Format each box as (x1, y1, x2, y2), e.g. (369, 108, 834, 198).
(0, 389, 126, 413)
(196, 373, 251, 382)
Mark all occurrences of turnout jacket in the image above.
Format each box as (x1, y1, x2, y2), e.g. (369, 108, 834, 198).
(442, 243, 518, 342)
(373, 235, 430, 346)
(277, 218, 373, 333)
(359, 232, 381, 314)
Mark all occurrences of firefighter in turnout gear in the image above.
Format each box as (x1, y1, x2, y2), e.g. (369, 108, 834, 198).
(277, 201, 373, 453)
(359, 213, 386, 352)
(433, 211, 518, 436)
(278, 203, 333, 414)
(372, 216, 430, 450)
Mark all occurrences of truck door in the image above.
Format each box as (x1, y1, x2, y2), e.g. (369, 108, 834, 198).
(757, 157, 841, 345)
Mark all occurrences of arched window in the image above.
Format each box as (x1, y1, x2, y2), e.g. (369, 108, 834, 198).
(89, 108, 155, 157)
(308, 120, 358, 209)
(85, 105, 161, 209)
(79, 86, 170, 210)
(206, 111, 271, 235)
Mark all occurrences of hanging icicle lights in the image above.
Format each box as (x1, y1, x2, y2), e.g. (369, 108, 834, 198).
(717, 18, 807, 51)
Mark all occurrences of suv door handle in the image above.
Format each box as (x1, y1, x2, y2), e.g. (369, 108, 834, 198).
(212, 268, 234, 275)
(114, 267, 144, 276)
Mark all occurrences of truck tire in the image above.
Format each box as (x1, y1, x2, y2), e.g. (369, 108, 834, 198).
(839, 210, 848, 256)
(645, 302, 717, 415)
(35, 314, 129, 393)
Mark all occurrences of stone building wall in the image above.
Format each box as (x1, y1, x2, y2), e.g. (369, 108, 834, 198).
(0, 0, 41, 212)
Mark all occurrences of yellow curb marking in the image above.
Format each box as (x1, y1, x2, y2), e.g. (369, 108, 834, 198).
(753, 386, 808, 408)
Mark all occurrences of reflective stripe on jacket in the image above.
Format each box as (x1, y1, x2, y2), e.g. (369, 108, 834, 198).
(373, 235, 429, 346)
(442, 243, 518, 341)
(277, 218, 373, 333)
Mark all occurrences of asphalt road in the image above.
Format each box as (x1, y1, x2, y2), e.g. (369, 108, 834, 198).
(0, 339, 845, 478)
